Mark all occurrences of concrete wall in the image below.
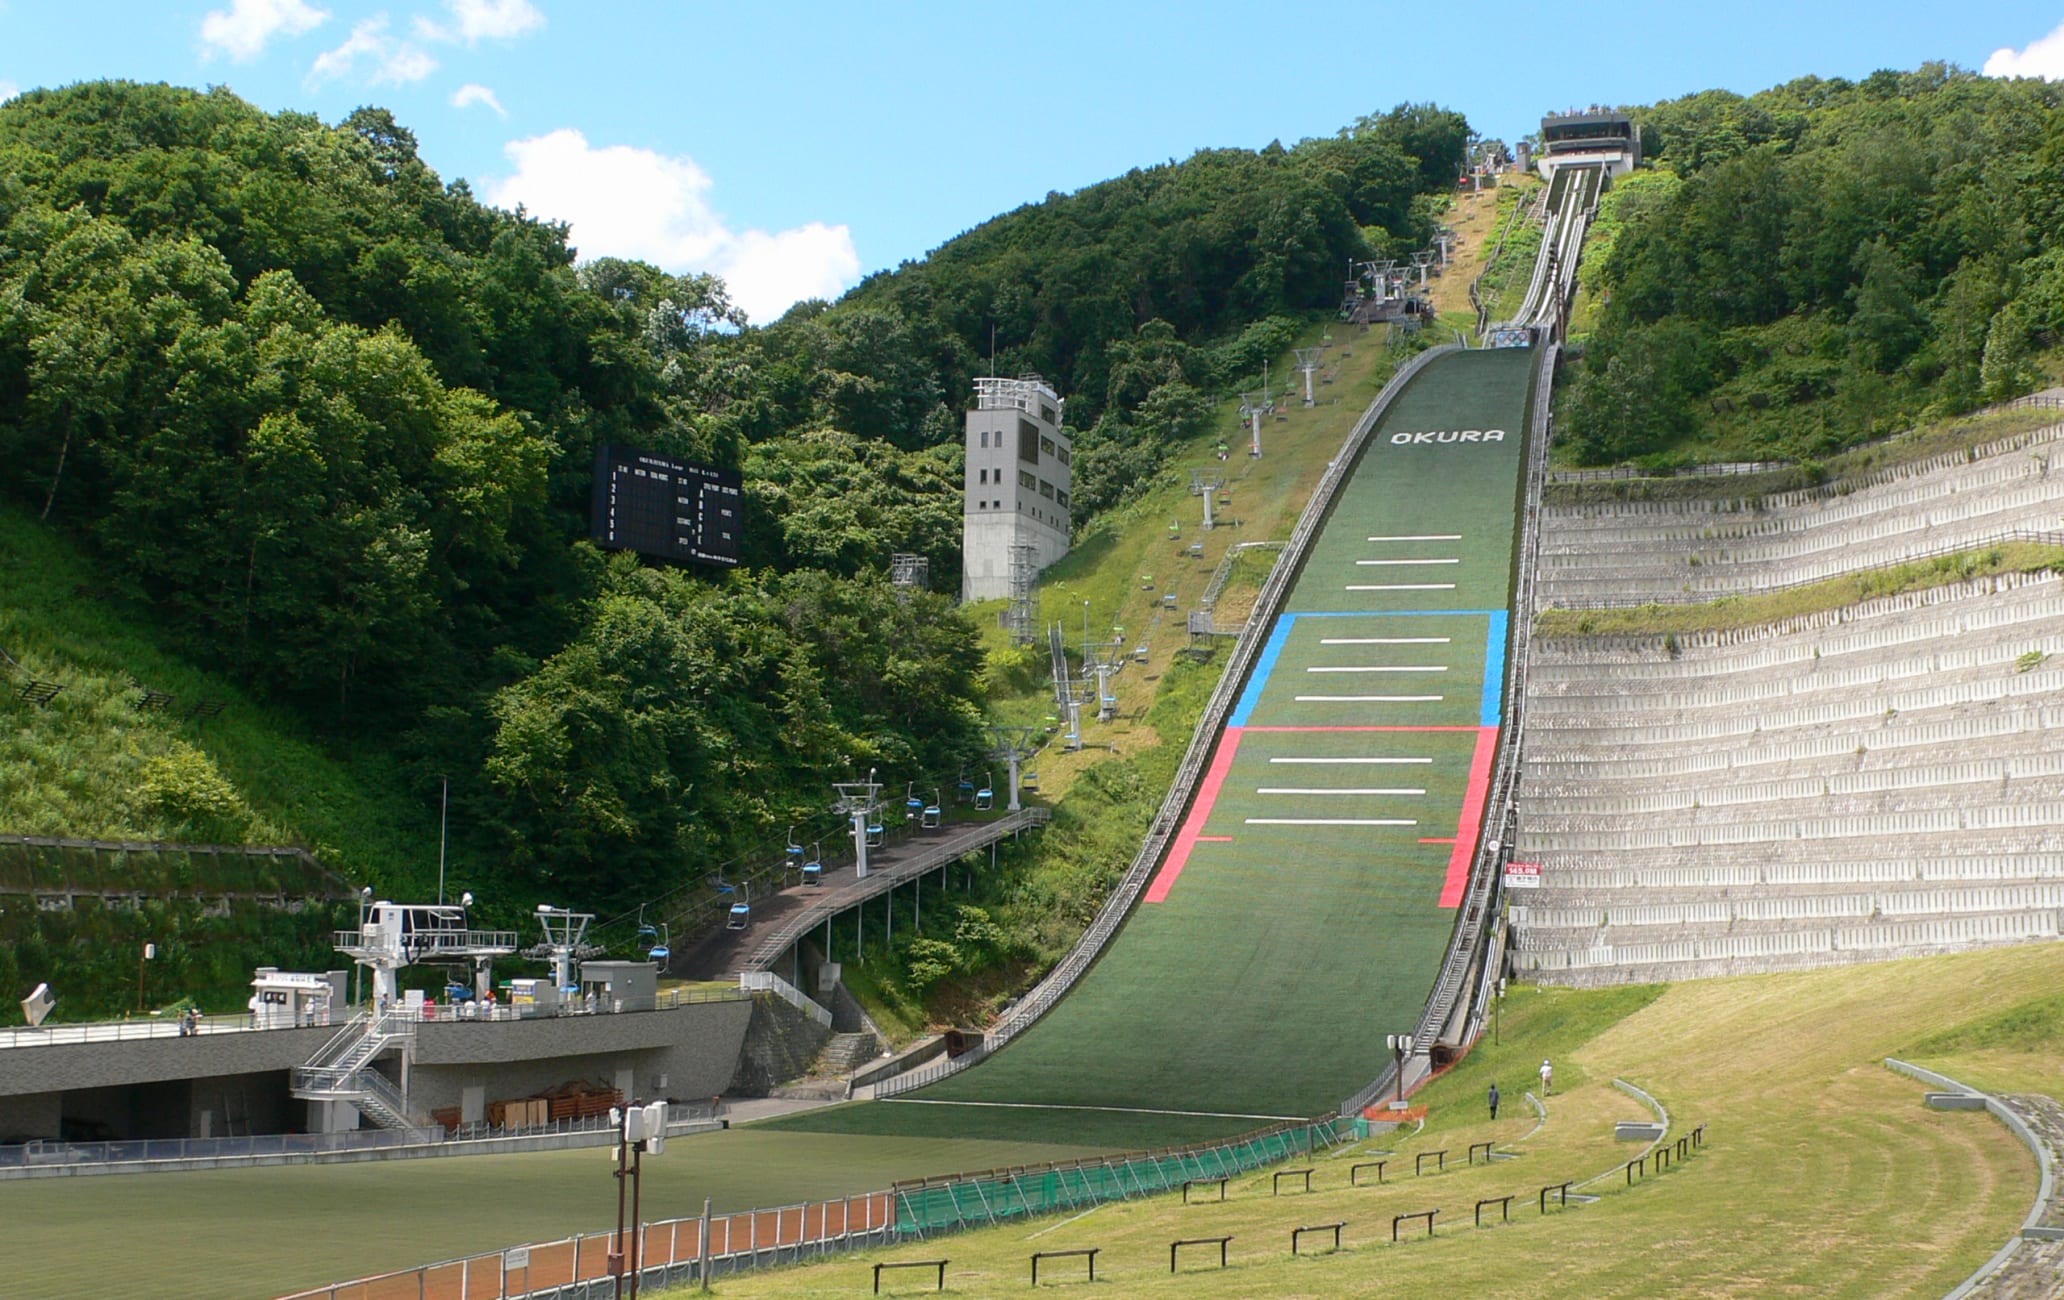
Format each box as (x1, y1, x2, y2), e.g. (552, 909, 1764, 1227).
(0, 1092, 59, 1141)
(726, 993, 830, 1097)
(408, 998, 753, 1115)
(0, 1024, 334, 1097)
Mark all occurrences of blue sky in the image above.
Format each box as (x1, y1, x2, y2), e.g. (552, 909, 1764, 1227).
(4, 0, 2064, 323)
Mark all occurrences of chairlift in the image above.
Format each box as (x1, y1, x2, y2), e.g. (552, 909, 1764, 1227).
(803, 841, 824, 886)
(974, 772, 994, 811)
(1134, 644, 1150, 663)
(956, 769, 976, 804)
(784, 825, 805, 865)
(636, 909, 670, 963)
(865, 821, 884, 848)
(922, 788, 942, 830)
(904, 781, 924, 823)
(1022, 771, 1041, 792)
(726, 901, 751, 931)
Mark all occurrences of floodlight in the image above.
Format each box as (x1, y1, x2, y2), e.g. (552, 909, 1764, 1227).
(461, 891, 474, 907)
(21, 983, 54, 1027)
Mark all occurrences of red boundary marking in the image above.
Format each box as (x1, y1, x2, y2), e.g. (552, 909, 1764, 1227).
(1146, 728, 1246, 903)
(1441, 727, 1499, 908)
(1240, 725, 1480, 733)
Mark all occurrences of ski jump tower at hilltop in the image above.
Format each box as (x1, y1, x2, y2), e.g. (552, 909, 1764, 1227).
(961, 375, 1074, 601)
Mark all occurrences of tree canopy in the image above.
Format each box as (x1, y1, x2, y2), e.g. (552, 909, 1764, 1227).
(0, 82, 1464, 913)
(1569, 66, 2064, 464)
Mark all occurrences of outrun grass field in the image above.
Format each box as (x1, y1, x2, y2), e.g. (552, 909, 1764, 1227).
(691, 942, 2064, 1299)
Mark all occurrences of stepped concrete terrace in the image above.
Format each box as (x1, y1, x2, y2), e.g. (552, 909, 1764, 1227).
(1512, 536, 2064, 986)
(1535, 425, 2064, 605)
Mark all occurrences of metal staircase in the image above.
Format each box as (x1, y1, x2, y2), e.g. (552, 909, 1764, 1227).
(289, 1011, 420, 1130)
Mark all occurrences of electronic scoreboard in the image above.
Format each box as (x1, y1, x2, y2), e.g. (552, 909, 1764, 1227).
(590, 445, 743, 567)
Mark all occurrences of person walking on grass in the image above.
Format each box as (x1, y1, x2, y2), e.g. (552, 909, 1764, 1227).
(1540, 1058, 1554, 1096)
(1488, 1082, 1501, 1120)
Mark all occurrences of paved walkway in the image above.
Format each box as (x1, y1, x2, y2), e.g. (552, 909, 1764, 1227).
(1969, 1094, 2064, 1300)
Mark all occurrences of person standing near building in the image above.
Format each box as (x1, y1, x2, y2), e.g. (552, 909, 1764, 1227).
(1488, 1082, 1501, 1120)
(1539, 1058, 1554, 1096)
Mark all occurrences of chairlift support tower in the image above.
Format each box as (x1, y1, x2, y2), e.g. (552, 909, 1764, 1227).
(987, 726, 1039, 812)
(833, 771, 884, 879)
(1190, 468, 1227, 530)
(1292, 348, 1324, 407)
(1239, 393, 1270, 458)
(529, 905, 599, 992)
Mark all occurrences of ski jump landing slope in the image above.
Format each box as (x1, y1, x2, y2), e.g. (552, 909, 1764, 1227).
(886, 347, 1543, 1129)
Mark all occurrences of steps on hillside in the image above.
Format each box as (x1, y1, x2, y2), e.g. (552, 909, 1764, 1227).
(813, 1031, 881, 1076)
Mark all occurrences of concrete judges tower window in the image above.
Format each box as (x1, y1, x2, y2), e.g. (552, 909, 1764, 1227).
(962, 375, 1073, 601)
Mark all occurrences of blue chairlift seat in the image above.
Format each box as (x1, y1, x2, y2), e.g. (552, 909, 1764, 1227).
(802, 859, 823, 886)
(1022, 771, 1040, 791)
(974, 786, 993, 811)
(648, 944, 669, 961)
(726, 902, 751, 930)
(865, 822, 883, 847)
(922, 802, 942, 829)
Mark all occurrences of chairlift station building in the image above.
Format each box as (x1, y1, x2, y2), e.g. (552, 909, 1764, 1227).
(961, 376, 1073, 601)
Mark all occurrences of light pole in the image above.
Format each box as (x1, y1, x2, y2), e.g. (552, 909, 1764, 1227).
(1387, 1033, 1415, 1106)
(437, 776, 449, 905)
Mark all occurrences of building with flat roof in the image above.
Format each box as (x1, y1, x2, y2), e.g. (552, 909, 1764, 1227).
(961, 376, 1073, 601)
(1537, 108, 1639, 180)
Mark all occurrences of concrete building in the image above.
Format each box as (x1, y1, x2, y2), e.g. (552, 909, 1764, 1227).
(961, 376, 1073, 601)
(1536, 108, 1639, 180)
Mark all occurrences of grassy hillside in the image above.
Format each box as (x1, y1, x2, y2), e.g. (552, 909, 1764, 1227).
(0, 507, 432, 879)
(0, 507, 442, 1019)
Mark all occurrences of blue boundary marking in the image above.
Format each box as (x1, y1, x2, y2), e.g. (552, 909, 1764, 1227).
(1480, 611, 1508, 727)
(1230, 610, 1505, 728)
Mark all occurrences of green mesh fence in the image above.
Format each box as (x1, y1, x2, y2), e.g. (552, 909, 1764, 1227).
(892, 1117, 1344, 1235)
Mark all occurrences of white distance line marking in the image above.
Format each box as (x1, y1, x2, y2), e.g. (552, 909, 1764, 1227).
(1355, 558, 1459, 565)
(1246, 818, 1418, 826)
(1368, 534, 1461, 541)
(1321, 637, 1451, 645)
(1295, 694, 1443, 702)
(1306, 666, 1448, 673)
(1257, 787, 1425, 796)
(1346, 583, 1456, 591)
(1269, 757, 1432, 764)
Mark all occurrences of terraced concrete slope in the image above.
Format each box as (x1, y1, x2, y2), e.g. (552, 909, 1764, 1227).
(797, 346, 1541, 1135)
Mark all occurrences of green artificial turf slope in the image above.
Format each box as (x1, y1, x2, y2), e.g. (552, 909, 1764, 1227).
(780, 348, 1541, 1137)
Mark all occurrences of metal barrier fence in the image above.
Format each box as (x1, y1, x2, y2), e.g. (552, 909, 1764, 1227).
(1, 1103, 720, 1173)
(891, 1117, 1344, 1236)
(283, 1117, 1344, 1299)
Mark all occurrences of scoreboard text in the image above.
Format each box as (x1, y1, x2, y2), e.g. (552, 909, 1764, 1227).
(590, 445, 743, 567)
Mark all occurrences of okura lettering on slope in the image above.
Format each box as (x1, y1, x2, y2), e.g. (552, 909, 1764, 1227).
(1390, 429, 1507, 444)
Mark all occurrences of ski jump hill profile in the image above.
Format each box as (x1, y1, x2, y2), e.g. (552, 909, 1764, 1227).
(775, 175, 1601, 1143)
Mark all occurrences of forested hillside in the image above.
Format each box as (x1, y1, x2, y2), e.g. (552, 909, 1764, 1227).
(0, 82, 1464, 941)
(1569, 65, 2064, 465)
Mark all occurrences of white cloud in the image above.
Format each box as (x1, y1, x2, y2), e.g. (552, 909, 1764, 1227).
(451, 83, 507, 117)
(200, 0, 330, 63)
(415, 0, 543, 45)
(0, 81, 18, 104)
(486, 129, 861, 325)
(1986, 20, 2064, 78)
(307, 15, 437, 88)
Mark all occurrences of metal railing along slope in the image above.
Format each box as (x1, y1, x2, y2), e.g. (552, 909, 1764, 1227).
(877, 343, 1463, 1098)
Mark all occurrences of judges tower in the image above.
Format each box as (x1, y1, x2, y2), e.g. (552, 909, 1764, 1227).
(961, 375, 1073, 601)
